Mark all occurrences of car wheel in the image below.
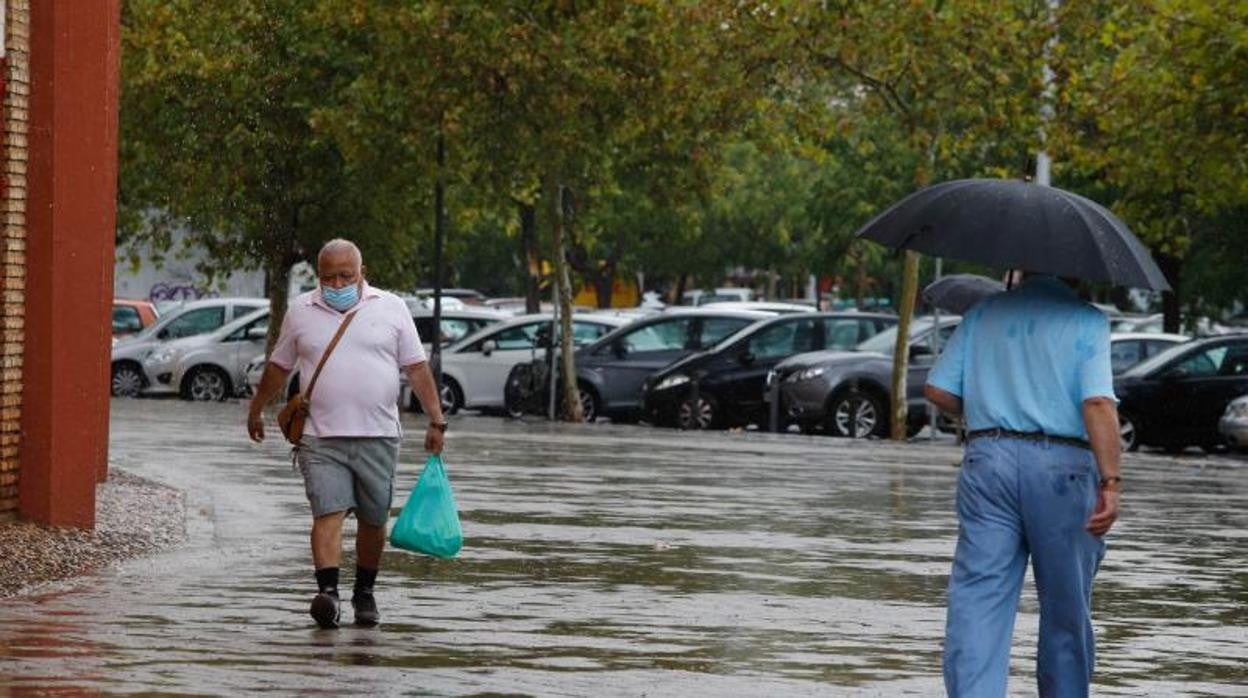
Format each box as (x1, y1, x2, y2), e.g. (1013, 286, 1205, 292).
(677, 394, 718, 430)
(577, 386, 599, 423)
(111, 362, 144, 398)
(556, 385, 599, 423)
(414, 377, 463, 415)
(1118, 412, 1140, 452)
(185, 366, 231, 402)
(827, 389, 886, 438)
(440, 378, 463, 415)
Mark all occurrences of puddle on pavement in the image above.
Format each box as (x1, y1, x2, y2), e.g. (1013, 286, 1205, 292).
(0, 400, 1244, 695)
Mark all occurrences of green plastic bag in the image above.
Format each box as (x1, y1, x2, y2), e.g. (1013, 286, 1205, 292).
(389, 454, 463, 559)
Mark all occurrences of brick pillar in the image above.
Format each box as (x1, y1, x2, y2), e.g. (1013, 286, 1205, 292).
(18, 0, 120, 527)
(0, 0, 27, 521)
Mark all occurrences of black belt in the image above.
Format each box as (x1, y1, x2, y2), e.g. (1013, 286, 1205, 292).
(966, 428, 1091, 451)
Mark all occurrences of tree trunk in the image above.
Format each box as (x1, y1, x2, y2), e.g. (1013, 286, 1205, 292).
(1159, 252, 1182, 334)
(854, 244, 867, 308)
(548, 178, 583, 422)
(519, 201, 541, 314)
(261, 248, 295, 406)
(596, 269, 613, 308)
(890, 250, 920, 441)
(673, 274, 689, 305)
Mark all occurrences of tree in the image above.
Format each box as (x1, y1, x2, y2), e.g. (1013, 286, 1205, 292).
(778, 0, 1050, 438)
(119, 0, 401, 351)
(1058, 0, 1248, 330)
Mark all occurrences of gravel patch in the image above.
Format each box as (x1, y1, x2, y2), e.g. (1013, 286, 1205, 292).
(0, 469, 186, 598)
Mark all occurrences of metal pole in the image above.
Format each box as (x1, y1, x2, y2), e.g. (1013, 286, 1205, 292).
(432, 126, 446, 405)
(547, 273, 559, 421)
(929, 257, 942, 440)
(1035, 0, 1060, 188)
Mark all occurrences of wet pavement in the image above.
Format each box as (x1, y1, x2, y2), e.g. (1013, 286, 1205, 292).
(1, 399, 1246, 696)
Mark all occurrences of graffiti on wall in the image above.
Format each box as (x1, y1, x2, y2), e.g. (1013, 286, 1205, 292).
(147, 283, 219, 302)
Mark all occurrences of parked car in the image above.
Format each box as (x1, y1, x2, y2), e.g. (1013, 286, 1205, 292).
(700, 301, 817, 314)
(1109, 332, 1190, 374)
(112, 299, 160, 342)
(682, 288, 754, 306)
(1218, 394, 1248, 451)
(413, 287, 489, 306)
(408, 312, 631, 414)
(110, 297, 269, 397)
(142, 307, 271, 401)
(770, 316, 961, 438)
(412, 307, 510, 349)
(642, 312, 897, 429)
(1115, 334, 1248, 451)
(504, 308, 776, 422)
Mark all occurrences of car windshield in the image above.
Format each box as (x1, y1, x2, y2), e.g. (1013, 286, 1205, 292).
(1121, 340, 1200, 377)
(855, 318, 948, 354)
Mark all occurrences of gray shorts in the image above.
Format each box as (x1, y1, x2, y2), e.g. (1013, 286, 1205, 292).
(296, 436, 401, 526)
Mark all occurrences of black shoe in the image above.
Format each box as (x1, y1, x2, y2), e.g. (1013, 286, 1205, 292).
(310, 591, 340, 629)
(352, 589, 380, 627)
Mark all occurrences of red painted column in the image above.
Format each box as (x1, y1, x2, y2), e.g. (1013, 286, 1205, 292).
(19, 0, 121, 527)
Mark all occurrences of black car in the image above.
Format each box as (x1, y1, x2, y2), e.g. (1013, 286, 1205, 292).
(1115, 334, 1248, 451)
(504, 308, 775, 422)
(642, 312, 897, 429)
(771, 316, 961, 438)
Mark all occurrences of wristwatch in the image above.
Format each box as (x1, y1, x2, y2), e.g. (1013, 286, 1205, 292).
(1099, 475, 1122, 489)
(429, 421, 448, 433)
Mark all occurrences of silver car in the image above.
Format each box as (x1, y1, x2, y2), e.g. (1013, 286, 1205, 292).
(1219, 395, 1248, 451)
(144, 307, 270, 401)
(110, 297, 269, 397)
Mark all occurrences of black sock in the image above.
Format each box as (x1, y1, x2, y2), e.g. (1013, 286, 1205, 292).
(355, 565, 378, 594)
(315, 567, 339, 595)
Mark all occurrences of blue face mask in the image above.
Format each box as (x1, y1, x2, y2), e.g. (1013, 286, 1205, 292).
(321, 283, 360, 312)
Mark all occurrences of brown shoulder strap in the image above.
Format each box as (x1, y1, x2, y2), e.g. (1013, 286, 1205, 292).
(304, 310, 359, 400)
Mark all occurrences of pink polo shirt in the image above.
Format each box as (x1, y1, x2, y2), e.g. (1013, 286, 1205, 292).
(269, 282, 426, 438)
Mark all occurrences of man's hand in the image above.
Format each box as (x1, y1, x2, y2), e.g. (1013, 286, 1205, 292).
(247, 412, 266, 443)
(1086, 487, 1119, 537)
(405, 361, 447, 454)
(923, 384, 963, 418)
(424, 424, 445, 454)
(247, 362, 291, 443)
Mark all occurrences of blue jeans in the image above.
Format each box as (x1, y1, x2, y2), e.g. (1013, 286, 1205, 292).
(943, 436, 1106, 697)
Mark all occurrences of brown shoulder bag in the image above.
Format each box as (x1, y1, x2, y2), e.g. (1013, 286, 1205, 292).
(277, 310, 358, 444)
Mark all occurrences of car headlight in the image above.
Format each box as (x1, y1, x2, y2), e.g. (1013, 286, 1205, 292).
(1228, 401, 1248, 419)
(794, 366, 826, 382)
(654, 374, 691, 391)
(148, 347, 180, 365)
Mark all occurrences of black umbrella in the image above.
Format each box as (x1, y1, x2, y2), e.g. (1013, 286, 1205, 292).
(922, 274, 1006, 315)
(855, 178, 1171, 291)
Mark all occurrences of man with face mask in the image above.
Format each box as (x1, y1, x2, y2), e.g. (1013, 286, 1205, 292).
(247, 238, 447, 629)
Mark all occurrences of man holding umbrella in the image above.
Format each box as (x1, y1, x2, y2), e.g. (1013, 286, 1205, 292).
(855, 179, 1170, 695)
(924, 273, 1120, 695)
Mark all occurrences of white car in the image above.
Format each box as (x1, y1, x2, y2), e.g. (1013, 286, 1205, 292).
(1109, 332, 1190, 375)
(700, 300, 817, 314)
(110, 297, 270, 397)
(413, 312, 631, 414)
(144, 307, 270, 400)
(1218, 394, 1248, 451)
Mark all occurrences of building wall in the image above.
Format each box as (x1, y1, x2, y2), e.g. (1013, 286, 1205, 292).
(15, 0, 120, 527)
(0, 0, 28, 521)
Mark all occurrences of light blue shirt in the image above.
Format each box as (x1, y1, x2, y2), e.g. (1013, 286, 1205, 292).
(927, 276, 1115, 440)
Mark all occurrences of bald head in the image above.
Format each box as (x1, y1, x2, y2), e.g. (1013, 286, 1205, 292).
(318, 238, 364, 290)
(318, 239, 362, 270)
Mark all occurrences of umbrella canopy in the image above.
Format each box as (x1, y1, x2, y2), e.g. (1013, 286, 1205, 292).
(922, 274, 1006, 315)
(855, 178, 1171, 291)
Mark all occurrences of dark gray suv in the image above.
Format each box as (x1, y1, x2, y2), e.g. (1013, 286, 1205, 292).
(769, 316, 960, 438)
